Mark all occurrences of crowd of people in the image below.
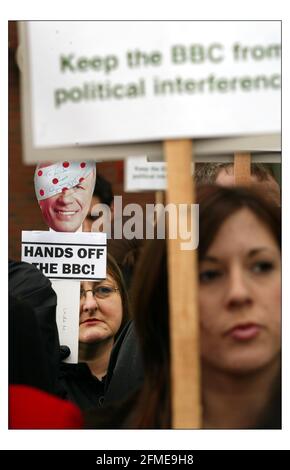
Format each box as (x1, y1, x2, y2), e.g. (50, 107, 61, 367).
(9, 161, 281, 429)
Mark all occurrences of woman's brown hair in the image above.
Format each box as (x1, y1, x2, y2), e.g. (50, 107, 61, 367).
(107, 253, 131, 337)
(197, 185, 280, 261)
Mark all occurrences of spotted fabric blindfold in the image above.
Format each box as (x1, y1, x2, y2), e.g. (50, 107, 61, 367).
(34, 161, 95, 201)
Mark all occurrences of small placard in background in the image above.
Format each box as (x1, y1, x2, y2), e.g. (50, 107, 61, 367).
(125, 156, 167, 191)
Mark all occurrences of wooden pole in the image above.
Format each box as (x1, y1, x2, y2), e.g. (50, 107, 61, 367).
(234, 153, 251, 185)
(154, 190, 164, 225)
(155, 190, 164, 206)
(163, 139, 201, 429)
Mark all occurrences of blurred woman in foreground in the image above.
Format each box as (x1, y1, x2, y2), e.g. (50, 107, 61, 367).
(87, 185, 281, 428)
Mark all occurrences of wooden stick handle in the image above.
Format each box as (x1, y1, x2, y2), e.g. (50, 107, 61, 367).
(155, 190, 164, 206)
(234, 153, 251, 185)
(163, 139, 201, 429)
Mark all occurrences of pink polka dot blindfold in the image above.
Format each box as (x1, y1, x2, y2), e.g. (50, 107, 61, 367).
(34, 161, 95, 201)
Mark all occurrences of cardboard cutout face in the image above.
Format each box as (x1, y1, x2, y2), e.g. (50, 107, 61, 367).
(34, 161, 96, 232)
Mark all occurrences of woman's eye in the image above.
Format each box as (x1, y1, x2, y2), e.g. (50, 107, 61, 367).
(199, 270, 222, 283)
(95, 286, 112, 295)
(252, 261, 274, 274)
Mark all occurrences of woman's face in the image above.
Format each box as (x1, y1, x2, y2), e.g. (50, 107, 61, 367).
(199, 208, 281, 374)
(79, 274, 123, 344)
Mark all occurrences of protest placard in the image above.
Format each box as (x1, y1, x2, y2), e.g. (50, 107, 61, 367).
(19, 21, 280, 163)
(125, 156, 167, 191)
(21, 231, 106, 280)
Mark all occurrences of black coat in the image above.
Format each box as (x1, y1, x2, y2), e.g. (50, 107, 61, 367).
(104, 320, 144, 405)
(9, 260, 60, 394)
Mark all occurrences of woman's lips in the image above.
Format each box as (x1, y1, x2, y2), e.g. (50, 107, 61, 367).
(81, 319, 100, 326)
(227, 324, 262, 340)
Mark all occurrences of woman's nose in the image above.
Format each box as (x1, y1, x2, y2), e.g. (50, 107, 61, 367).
(225, 266, 253, 311)
(81, 292, 98, 312)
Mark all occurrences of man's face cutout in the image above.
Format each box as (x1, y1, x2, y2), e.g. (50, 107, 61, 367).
(34, 161, 96, 232)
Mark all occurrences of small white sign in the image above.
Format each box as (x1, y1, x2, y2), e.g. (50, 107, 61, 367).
(21, 231, 107, 280)
(125, 156, 167, 191)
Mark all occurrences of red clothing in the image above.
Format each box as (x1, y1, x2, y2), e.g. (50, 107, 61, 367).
(9, 385, 83, 429)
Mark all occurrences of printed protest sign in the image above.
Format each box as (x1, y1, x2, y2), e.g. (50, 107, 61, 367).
(20, 21, 280, 158)
(21, 231, 106, 280)
(125, 156, 167, 191)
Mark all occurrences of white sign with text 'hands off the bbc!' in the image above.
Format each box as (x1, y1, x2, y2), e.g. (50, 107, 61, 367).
(26, 21, 281, 148)
(21, 231, 107, 280)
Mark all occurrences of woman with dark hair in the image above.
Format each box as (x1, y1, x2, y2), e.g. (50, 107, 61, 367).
(58, 253, 131, 411)
(86, 185, 281, 428)
(194, 185, 281, 429)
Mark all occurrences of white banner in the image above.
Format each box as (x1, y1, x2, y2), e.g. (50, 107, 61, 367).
(21, 231, 107, 280)
(24, 21, 281, 148)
